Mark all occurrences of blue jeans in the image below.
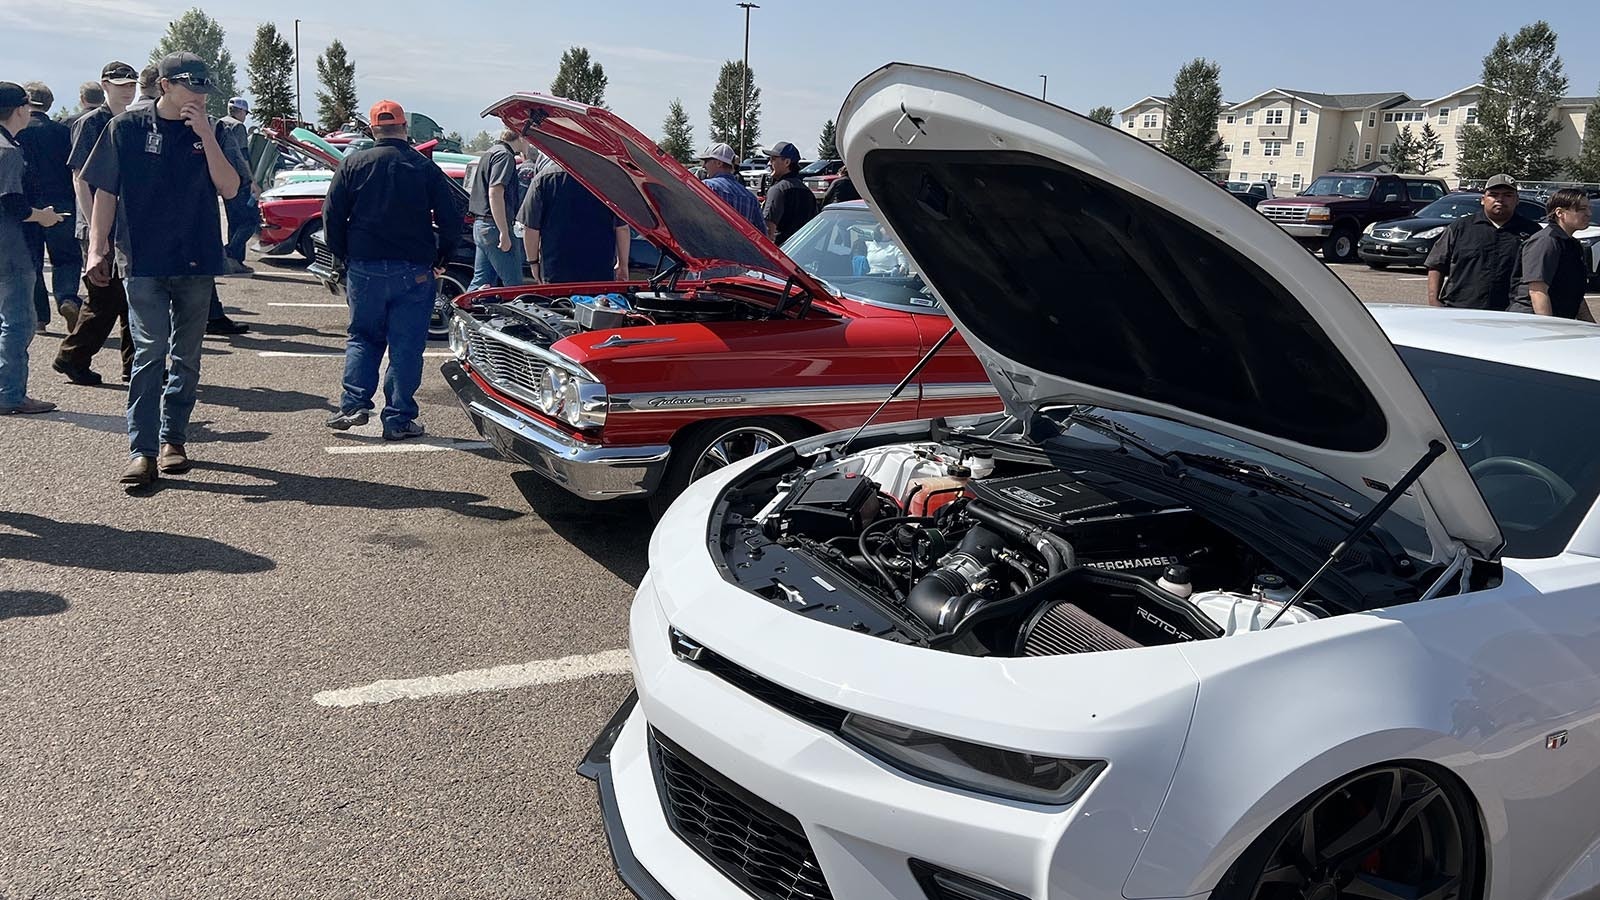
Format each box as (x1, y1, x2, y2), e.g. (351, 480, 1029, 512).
(225, 191, 260, 262)
(341, 259, 435, 431)
(125, 276, 212, 458)
(468, 220, 525, 291)
(26, 218, 83, 320)
(0, 272, 37, 407)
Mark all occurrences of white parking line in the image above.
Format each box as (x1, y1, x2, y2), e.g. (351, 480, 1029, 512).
(1397, 276, 1428, 281)
(258, 350, 455, 358)
(268, 302, 346, 308)
(312, 648, 632, 708)
(324, 440, 492, 454)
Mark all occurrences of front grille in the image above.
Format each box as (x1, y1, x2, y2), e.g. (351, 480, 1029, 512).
(1259, 205, 1308, 224)
(465, 329, 548, 400)
(651, 730, 834, 900)
(1371, 228, 1411, 241)
(312, 244, 336, 273)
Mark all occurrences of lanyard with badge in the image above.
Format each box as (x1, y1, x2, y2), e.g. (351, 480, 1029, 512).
(145, 114, 163, 155)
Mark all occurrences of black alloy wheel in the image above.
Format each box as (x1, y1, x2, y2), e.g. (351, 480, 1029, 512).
(1323, 226, 1359, 263)
(649, 418, 811, 518)
(297, 221, 320, 261)
(1212, 764, 1480, 900)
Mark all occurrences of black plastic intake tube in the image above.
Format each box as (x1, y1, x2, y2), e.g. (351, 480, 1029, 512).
(964, 503, 1077, 576)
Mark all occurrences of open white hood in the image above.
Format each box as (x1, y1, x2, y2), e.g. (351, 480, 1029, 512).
(837, 64, 1501, 561)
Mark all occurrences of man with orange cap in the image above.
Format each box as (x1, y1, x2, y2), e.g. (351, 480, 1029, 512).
(321, 99, 462, 441)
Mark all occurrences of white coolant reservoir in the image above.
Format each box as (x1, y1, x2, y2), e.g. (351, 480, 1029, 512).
(1192, 591, 1319, 635)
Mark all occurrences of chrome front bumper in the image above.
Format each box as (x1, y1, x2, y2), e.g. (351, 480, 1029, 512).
(1276, 222, 1332, 239)
(442, 360, 671, 500)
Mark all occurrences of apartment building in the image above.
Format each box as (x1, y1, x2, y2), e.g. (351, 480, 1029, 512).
(1119, 86, 1594, 189)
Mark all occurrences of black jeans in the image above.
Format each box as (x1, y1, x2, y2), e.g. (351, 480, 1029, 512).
(24, 218, 83, 322)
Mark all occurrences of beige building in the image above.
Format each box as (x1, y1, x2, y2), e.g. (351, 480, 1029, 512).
(1120, 86, 1594, 189)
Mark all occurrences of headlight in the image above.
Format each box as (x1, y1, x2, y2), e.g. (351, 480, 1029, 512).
(536, 367, 606, 429)
(449, 315, 469, 360)
(1305, 206, 1332, 222)
(537, 367, 569, 417)
(841, 713, 1105, 805)
(1362, 222, 1376, 236)
(1413, 226, 1445, 240)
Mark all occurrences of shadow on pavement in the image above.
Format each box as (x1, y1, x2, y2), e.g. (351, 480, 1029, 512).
(188, 420, 271, 444)
(512, 471, 652, 587)
(172, 461, 524, 522)
(196, 384, 336, 414)
(0, 512, 275, 574)
(246, 322, 346, 340)
(0, 590, 70, 620)
(247, 273, 316, 285)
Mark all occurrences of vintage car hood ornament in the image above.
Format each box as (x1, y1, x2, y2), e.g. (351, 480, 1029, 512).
(483, 93, 833, 304)
(837, 64, 1502, 562)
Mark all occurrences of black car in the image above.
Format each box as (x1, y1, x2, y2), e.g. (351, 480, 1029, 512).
(1358, 192, 1547, 270)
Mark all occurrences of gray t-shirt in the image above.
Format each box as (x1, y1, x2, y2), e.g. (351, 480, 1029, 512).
(0, 129, 30, 277)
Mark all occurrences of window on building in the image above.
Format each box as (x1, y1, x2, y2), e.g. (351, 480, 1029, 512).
(1384, 112, 1395, 123)
(1244, 111, 1254, 125)
(1225, 114, 1235, 124)
(1242, 140, 1251, 156)
(1295, 141, 1305, 157)
(1464, 106, 1477, 125)
(1238, 173, 1250, 182)
(1368, 112, 1376, 127)
(1298, 108, 1309, 124)
(1142, 113, 1158, 128)
(1263, 141, 1282, 157)
(1126, 120, 1134, 128)
(1379, 143, 1392, 158)
(1438, 107, 1450, 124)
(1222, 143, 1233, 154)
(1291, 173, 1303, 188)
(1265, 108, 1284, 125)
(1363, 143, 1373, 161)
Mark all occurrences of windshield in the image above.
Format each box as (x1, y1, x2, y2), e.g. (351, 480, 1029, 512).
(1302, 176, 1374, 198)
(779, 206, 943, 313)
(1414, 196, 1483, 220)
(800, 160, 837, 176)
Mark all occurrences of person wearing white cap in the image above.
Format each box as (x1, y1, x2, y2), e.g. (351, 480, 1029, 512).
(697, 142, 764, 234)
(215, 96, 257, 280)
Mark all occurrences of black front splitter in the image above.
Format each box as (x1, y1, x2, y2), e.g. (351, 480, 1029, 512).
(577, 691, 677, 900)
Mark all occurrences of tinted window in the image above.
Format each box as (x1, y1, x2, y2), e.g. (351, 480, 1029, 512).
(1416, 195, 1485, 220)
(1406, 181, 1445, 202)
(780, 206, 942, 313)
(1304, 176, 1374, 198)
(1518, 200, 1548, 221)
(1400, 347, 1600, 557)
(862, 149, 1387, 452)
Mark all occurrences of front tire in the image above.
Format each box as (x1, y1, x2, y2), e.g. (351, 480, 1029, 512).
(431, 270, 467, 340)
(297, 220, 320, 261)
(1322, 226, 1359, 263)
(649, 418, 810, 518)
(1364, 259, 1389, 270)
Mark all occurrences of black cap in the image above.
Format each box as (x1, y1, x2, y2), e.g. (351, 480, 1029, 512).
(1163, 564, 1192, 585)
(101, 61, 138, 84)
(0, 82, 27, 109)
(157, 52, 214, 93)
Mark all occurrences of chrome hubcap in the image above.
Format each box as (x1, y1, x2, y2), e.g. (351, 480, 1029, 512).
(690, 427, 785, 482)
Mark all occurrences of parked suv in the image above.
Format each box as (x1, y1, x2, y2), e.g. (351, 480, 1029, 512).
(1257, 173, 1448, 263)
(1358, 191, 1548, 270)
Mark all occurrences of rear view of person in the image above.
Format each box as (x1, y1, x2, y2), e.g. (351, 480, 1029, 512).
(322, 100, 463, 441)
(518, 160, 629, 284)
(467, 129, 527, 290)
(16, 81, 81, 332)
(1, 81, 65, 415)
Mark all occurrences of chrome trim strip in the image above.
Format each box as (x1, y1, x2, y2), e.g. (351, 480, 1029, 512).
(920, 381, 1001, 401)
(606, 384, 916, 414)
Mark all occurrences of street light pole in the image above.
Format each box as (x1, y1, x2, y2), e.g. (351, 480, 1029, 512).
(294, 18, 302, 127)
(737, 2, 759, 159)
(1039, 74, 1048, 101)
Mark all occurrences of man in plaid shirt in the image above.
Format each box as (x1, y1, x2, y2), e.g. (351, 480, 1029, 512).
(696, 143, 765, 235)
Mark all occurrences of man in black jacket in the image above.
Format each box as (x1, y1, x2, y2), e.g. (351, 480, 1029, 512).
(16, 82, 81, 331)
(322, 99, 462, 441)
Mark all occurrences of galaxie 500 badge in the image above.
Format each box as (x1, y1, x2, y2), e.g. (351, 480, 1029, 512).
(646, 395, 746, 409)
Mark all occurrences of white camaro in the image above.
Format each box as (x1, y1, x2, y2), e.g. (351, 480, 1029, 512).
(578, 65, 1600, 900)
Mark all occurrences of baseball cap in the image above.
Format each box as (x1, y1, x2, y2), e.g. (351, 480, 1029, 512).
(23, 82, 53, 109)
(158, 52, 214, 93)
(369, 99, 406, 126)
(228, 97, 249, 111)
(101, 61, 138, 85)
(698, 142, 735, 165)
(0, 82, 27, 109)
(1484, 174, 1518, 191)
(762, 141, 801, 162)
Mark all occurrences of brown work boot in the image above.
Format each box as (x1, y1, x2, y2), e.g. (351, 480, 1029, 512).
(120, 456, 158, 487)
(0, 397, 57, 415)
(158, 443, 191, 474)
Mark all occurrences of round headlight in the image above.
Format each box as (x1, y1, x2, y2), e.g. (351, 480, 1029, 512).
(561, 377, 583, 427)
(449, 316, 469, 359)
(537, 367, 569, 416)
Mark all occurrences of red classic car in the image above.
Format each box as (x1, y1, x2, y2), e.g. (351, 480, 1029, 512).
(442, 93, 1000, 508)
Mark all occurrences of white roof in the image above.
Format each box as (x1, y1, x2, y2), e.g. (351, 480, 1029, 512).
(1372, 304, 1600, 381)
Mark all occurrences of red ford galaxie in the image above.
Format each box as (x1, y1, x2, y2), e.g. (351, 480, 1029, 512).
(442, 93, 999, 508)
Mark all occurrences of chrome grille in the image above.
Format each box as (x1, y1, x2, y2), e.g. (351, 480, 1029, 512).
(465, 329, 548, 400)
(1371, 228, 1411, 241)
(313, 244, 336, 271)
(1259, 205, 1308, 224)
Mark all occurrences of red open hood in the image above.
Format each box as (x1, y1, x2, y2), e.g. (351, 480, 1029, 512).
(482, 93, 830, 299)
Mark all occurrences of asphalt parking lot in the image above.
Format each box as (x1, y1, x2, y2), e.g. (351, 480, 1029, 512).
(0, 255, 1596, 898)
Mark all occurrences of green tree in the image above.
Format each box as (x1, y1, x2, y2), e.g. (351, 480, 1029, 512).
(1417, 123, 1446, 174)
(245, 23, 296, 128)
(1161, 58, 1225, 172)
(1572, 93, 1600, 182)
(1087, 105, 1115, 126)
(1338, 142, 1357, 170)
(464, 130, 494, 153)
(150, 8, 238, 118)
(1456, 20, 1569, 181)
(660, 99, 694, 164)
(445, 130, 463, 145)
(818, 119, 838, 159)
(314, 39, 358, 133)
(1388, 124, 1421, 173)
(550, 47, 608, 107)
(708, 61, 760, 159)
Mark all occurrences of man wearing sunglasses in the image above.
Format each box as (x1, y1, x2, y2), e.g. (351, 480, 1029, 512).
(81, 52, 242, 488)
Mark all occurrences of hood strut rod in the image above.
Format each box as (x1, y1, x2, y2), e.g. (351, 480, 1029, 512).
(1266, 440, 1446, 628)
(838, 326, 960, 457)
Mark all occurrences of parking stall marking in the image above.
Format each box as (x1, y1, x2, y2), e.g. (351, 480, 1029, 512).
(258, 351, 456, 358)
(267, 302, 348, 308)
(312, 648, 632, 708)
(324, 441, 492, 455)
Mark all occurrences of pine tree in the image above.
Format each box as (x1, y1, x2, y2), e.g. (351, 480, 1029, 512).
(550, 47, 608, 107)
(314, 39, 359, 133)
(818, 120, 838, 159)
(1087, 106, 1115, 126)
(1338, 143, 1358, 170)
(708, 61, 761, 159)
(1388, 125, 1421, 173)
(1417, 123, 1446, 174)
(1456, 21, 1569, 181)
(245, 23, 296, 128)
(150, 8, 238, 118)
(1161, 59, 1225, 172)
(660, 99, 695, 164)
(464, 131, 495, 153)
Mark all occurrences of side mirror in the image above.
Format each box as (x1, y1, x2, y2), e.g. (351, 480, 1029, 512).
(1384, 194, 1401, 203)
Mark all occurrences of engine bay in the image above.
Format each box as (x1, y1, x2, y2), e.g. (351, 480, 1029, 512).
(712, 439, 1414, 658)
(460, 288, 773, 347)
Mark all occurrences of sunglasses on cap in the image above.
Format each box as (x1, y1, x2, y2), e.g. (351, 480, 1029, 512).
(166, 74, 215, 90)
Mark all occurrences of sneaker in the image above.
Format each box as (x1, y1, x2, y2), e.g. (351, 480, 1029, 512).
(383, 420, 426, 441)
(206, 316, 250, 335)
(120, 456, 157, 487)
(221, 259, 255, 278)
(58, 299, 82, 332)
(52, 358, 103, 386)
(325, 409, 369, 430)
(157, 443, 191, 474)
(0, 397, 57, 415)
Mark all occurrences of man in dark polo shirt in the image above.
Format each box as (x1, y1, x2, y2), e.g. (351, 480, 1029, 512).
(322, 99, 462, 441)
(2, 81, 67, 415)
(82, 52, 242, 487)
(518, 160, 629, 284)
(1425, 174, 1541, 311)
(467, 129, 528, 290)
(760, 141, 816, 245)
(17, 82, 81, 331)
(53, 60, 137, 387)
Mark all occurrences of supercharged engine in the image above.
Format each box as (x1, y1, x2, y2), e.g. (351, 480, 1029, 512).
(716, 442, 1325, 657)
(460, 288, 768, 347)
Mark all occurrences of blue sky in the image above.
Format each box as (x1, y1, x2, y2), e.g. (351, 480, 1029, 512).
(10, 0, 1598, 155)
